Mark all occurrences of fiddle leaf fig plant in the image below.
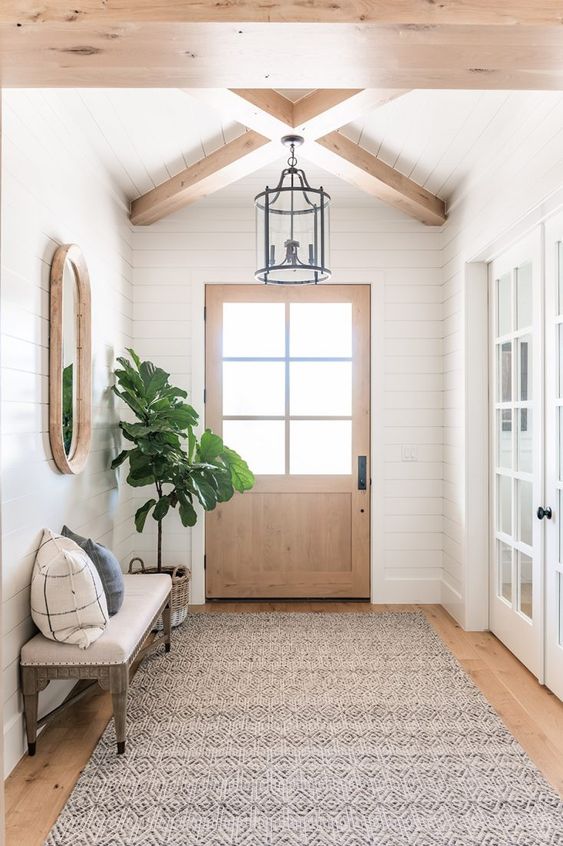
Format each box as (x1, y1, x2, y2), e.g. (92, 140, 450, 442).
(111, 349, 254, 571)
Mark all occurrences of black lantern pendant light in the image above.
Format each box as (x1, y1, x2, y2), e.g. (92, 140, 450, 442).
(255, 135, 331, 284)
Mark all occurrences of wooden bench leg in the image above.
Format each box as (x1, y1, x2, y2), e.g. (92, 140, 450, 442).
(109, 666, 128, 755)
(21, 667, 42, 757)
(163, 602, 172, 653)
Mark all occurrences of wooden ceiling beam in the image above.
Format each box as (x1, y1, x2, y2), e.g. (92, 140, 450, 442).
(187, 88, 410, 145)
(130, 131, 276, 226)
(309, 132, 446, 227)
(3, 24, 563, 88)
(4, 2, 563, 25)
(185, 89, 294, 140)
(292, 89, 408, 138)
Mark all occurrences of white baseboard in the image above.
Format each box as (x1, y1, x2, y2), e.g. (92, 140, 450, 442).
(3, 712, 27, 778)
(441, 578, 465, 628)
(374, 578, 442, 604)
(3, 679, 75, 777)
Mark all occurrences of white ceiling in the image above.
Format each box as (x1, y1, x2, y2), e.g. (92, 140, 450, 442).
(341, 90, 563, 199)
(35, 88, 563, 212)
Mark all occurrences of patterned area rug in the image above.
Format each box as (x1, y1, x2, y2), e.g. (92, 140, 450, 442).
(46, 612, 563, 845)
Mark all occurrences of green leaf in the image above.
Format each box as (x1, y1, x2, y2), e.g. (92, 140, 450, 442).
(136, 438, 165, 457)
(135, 499, 156, 532)
(159, 405, 199, 429)
(127, 449, 155, 487)
(197, 429, 224, 462)
(126, 348, 142, 370)
(114, 368, 144, 398)
(222, 446, 255, 492)
(187, 427, 197, 463)
(112, 386, 147, 420)
(178, 493, 197, 527)
(164, 388, 188, 401)
(189, 474, 218, 511)
(213, 471, 234, 502)
(153, 495, 171, 522)
(111, 449, 130, 470)
(139, 361, 170, 402)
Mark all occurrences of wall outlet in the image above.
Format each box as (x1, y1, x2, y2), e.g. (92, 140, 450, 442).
(402, 445, 418, 462)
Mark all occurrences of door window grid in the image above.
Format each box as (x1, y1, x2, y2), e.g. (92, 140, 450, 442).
(221, 302, 353, 475)
(494, 264, 534, 620)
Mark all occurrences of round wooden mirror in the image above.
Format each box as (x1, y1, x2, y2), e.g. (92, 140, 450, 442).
(49, 244, 92, 474)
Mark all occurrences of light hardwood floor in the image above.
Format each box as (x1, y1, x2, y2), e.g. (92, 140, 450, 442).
(5, 603, 563, 846)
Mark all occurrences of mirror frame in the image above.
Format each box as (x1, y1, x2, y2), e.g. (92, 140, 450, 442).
(49, 244, 92, 475)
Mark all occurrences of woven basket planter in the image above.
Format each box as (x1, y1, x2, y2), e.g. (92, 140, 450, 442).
(128, 557, 191, 628)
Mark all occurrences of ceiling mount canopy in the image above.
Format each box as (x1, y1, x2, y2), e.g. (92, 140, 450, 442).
(255, 135, 331, 285)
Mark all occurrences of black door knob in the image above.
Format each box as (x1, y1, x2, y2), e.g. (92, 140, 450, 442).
(537, 506, 552, 520)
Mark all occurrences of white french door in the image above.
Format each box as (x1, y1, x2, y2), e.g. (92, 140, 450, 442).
(489, 232, 544, 680)
(544, 213, 563, 700)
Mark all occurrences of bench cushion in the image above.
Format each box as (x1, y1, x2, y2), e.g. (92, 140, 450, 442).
(21, 574, 170, 667)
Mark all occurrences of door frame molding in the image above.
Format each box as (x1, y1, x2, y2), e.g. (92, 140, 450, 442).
(190, 271, 383, 605)
(458, 191, 563, 632)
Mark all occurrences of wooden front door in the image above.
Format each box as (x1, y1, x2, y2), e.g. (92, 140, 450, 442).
(205, 284, 370, 599)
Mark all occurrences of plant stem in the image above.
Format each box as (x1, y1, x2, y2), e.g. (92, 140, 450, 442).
(157, 519, 162, 574)
(156, 480, 163, 573)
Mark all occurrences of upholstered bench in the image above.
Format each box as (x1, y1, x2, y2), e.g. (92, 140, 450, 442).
(20, 573, 171, 756)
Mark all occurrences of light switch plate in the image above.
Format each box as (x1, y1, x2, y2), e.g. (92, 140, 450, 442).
(401, 445, 418, 462)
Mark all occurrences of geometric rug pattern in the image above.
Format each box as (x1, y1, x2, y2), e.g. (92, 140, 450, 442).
(45, 612, 563, 845)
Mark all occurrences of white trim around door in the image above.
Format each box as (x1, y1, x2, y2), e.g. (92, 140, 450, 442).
(189, 271, 393, 605)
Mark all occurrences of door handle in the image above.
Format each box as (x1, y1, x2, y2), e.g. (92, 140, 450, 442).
(358, 456, 367, 490)
(537, 506, 552, 520)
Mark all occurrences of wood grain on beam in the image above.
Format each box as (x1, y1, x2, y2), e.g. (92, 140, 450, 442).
(185, 89, 293, 139)
(4, 2, 563, 25)
(311, 133, 446, 227)
(3, 25, 563, 88)
(130, 131, 275, 226)
(293, 89, 409, 137)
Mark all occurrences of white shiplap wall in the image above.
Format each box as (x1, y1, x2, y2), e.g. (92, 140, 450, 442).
(441, 92, 563, 629)
(130, 200, 444, 603)
(1, 90, 136, 775)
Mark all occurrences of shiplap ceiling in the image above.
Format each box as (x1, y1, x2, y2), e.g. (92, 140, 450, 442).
(40, 88, 563, 212)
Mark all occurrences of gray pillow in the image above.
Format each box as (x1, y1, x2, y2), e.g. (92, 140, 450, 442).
(61, 525, 124, 616)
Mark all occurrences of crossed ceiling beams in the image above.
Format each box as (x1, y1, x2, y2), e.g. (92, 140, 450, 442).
(130, 89, 447, 228)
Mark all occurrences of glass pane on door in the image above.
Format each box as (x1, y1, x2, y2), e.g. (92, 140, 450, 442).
(223, 302, 285, 357)
(290, 420, 352, 474)
(290, 303, 352, 357)
(223, 361, 285, 415)
(498, 475, 512, 536)
(497, 342, 512, 402)
(516, 262, 533, 330)
(499, 541, 513, 603)
(518, 335, 532, 400)
(517, 480, 533, 547)
(290, 361, 352, 416)
(517, 410, 532, 472)
(497, 409, 512, 468)
(518, 552, 533, 620)
(498, 272, 512, 336)
(222, 420, 285, 475)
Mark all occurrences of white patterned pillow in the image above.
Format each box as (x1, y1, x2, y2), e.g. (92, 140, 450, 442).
(31, 529, 109, 649)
